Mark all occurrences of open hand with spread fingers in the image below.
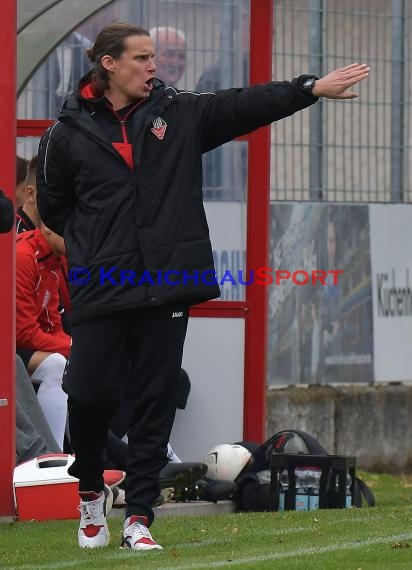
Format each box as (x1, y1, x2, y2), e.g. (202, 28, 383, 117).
(312, 63, 369, 99)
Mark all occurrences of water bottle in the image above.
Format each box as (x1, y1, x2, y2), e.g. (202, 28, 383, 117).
(278, 469, 288, 511)
(346, 473, 352, 507)
(331, 471, 352, 507)
(307, 468, 322, 510)
(295, 467, 309, 511)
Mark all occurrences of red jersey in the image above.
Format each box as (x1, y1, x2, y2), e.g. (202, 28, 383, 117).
(16, 229, 71, 357)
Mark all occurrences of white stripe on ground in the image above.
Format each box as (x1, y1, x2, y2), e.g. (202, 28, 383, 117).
(6, 531, 412, 570)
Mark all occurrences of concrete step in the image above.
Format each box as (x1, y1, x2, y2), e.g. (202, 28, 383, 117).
(109, 500, 236, 518)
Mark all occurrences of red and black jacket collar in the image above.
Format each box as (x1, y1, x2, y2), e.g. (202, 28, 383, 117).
(16, 207, 36, 234)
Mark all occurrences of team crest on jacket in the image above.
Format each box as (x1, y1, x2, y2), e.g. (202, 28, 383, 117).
(150, 117, 167, 140)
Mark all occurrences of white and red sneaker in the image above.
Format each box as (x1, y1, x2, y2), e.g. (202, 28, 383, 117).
(121, 515, 163, 550)
(77, 485, 113, 548)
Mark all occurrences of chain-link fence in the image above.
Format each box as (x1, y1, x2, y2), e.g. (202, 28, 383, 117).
(17, 0, 411, 203)
(271, 0, 411, 203)
(17, 0, 249, 201)
(16, 0, 250, 301)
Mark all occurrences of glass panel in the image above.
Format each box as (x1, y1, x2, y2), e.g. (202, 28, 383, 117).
(17, 136, 41, 160)
(267, 203, 373, 386)
(271, 0, 393, 203)
(18, 2, 123, 120)
(205, 141, 248, 301)
(18, 0, 249, 118)
(17, 0, 250, 301)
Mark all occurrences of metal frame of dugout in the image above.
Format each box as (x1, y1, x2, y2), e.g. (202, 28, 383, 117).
(270, 453, 356, 511)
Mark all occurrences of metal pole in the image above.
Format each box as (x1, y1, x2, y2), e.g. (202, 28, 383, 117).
(308, 0, 323, 201)
(220, 0, 235, 196)
(391, 0, 405, 202)
(125, 0, 144, 26)
(0, 0, 16, 519)
(244, 0, 273, 443)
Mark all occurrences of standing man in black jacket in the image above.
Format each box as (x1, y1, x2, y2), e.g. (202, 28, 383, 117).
(37, 22, 368, 551)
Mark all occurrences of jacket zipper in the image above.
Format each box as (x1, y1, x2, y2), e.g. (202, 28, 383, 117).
(107, 100, 145, 145)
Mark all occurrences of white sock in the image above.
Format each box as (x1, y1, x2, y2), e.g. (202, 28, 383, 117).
(31, 353, 67, 450)
(167, 443, 182, 463)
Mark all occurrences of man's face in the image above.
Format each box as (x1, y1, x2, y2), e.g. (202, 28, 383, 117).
(104, 35, 156, 100)
(154, 31, 186, 86)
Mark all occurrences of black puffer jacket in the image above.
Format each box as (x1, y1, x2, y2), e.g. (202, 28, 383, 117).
(37, 76, 317, 323)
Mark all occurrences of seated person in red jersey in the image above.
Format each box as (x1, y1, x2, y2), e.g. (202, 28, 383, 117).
(16, 155, 72, 331)
(16, 224, 71, 449)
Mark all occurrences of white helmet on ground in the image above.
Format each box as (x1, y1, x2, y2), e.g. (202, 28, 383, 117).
(205, 443, 252, 481)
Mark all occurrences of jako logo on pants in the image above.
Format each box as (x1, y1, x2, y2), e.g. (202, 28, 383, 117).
(172, 312, 184, 318)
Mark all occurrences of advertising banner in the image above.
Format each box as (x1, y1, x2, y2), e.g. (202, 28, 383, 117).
(268, 203, 373, 385)
(370, 204, 412, 382)
(205, 201, 246, 301)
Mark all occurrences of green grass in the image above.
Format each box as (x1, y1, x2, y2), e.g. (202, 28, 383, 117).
(1, 472, 412, 570)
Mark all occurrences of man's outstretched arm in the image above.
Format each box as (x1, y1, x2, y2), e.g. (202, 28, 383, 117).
(195, 62, 370, 153)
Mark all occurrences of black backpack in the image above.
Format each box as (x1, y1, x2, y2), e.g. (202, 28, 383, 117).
(235, 430, 375, 512)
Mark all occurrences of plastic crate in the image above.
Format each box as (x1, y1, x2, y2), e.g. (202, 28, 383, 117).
(270, 453, 356, 511)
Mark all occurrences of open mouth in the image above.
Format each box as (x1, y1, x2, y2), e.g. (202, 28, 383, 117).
(145, 78, 155, 91)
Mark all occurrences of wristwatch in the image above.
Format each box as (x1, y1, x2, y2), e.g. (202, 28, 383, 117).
(301, 76, 317, 92)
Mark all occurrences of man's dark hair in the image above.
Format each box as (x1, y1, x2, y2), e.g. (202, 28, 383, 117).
(16, 156, 29, 187)
(86, 23, 150, 94)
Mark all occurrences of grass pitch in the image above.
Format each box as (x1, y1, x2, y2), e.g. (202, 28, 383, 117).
(1, 471, 411, 570)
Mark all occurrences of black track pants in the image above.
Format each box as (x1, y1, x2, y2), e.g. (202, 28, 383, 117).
(65, 304, 189, 524)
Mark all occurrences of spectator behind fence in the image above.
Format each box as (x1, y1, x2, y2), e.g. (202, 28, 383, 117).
(36, 21, 369, 552)
(149, 26, 186, 88)
(51, 31, 92, 115)
(15, 156, 29, 209)
(16, 225, 70, 449)
(196, 54, 249, 195)
(195, 12, 249, 197)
